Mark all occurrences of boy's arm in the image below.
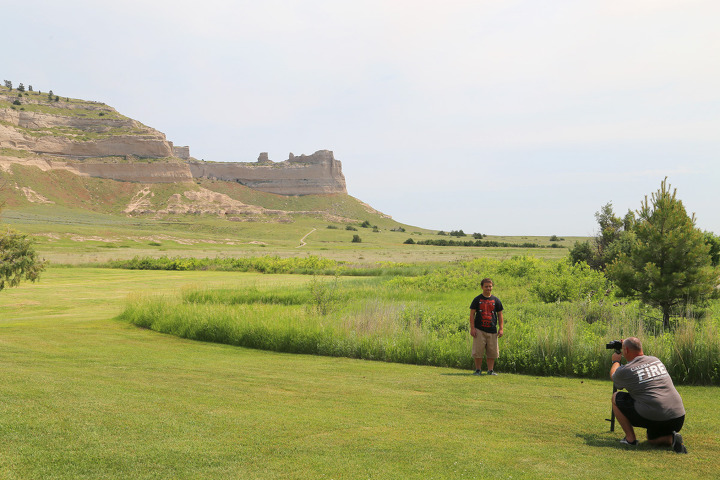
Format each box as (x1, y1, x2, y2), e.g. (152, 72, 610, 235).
(497, 311, 504, 337)
(469, 309, 477, 337)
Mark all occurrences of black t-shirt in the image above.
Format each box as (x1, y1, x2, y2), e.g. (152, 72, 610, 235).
(469, 294, 503, 333)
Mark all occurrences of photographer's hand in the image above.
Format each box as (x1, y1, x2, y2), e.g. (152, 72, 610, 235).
(610, 352, 623, 379)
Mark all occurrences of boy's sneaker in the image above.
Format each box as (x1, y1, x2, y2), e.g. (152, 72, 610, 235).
(619, 438, 638, 446)
(487, 370, 498, 376)
(473, 369, 482, 376)
(672, 432, 688, 454)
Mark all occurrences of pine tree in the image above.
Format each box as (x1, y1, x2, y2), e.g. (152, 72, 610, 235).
(607, 178, 718, 328)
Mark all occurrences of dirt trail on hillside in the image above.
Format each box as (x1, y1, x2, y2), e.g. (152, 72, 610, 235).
(297, 228, 316, 247)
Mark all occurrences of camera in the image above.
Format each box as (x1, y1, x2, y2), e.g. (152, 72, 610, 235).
(606, 340, 622, 353)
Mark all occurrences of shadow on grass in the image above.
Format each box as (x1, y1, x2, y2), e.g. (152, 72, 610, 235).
(576, 432, 653, 451)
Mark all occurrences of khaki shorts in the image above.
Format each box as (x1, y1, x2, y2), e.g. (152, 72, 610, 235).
(472, 330, 499, 359)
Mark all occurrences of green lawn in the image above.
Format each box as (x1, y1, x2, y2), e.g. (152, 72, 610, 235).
(1, 268, 717, 479)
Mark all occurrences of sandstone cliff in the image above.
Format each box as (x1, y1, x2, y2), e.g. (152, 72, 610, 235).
(189, 150, 347, 195)
(0, 86, 347, 196)
(0, 92, 176, 158)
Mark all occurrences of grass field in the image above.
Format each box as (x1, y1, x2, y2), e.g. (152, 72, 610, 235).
(1, 267, 717, 479)
(1, 202, 577, 266)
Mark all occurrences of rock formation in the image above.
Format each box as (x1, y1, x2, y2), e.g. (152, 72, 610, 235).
(0, 87, 347, 195)
(188, 150, 347, 195)
(0, 102, 176, 158)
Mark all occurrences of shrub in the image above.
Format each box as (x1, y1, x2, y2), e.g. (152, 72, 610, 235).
(352, 235, 362, 243)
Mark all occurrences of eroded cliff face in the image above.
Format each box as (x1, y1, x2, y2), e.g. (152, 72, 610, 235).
(0, 94, 175, 158)
(189, 150, 347, 195)
(0, 87, 347, 195)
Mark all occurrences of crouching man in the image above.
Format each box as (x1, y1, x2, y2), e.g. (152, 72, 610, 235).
(610, 337, 687, 453)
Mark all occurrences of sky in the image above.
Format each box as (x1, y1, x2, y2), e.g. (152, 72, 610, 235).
(3, 0, 719, 236)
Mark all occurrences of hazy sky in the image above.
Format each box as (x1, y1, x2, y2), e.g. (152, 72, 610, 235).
(4, 0, 719, 236)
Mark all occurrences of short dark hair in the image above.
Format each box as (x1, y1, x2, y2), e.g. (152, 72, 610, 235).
(481, 278, 493, 287)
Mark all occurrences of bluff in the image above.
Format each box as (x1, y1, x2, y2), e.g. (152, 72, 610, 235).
(0, 86, 347, 195)
(189, 151, 346, 195)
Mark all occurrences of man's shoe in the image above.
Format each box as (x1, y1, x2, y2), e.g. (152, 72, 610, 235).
(672, 432, 688, 454)
(473, 369, 482, 376)
(619, 438, 638, 446)
(487, 370, 498, 376)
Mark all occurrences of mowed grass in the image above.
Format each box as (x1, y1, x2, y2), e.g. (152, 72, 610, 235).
(1, 268, 718, 479)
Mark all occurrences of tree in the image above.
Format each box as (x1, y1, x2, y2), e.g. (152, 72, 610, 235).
(606, 179, 718, 329)
(3, 80, 12, 89)
(17, 83, 25, 92)
(569, 202, 634, 270)
(0, 230, 47, 292)
(703, 231, 720, 267)
(0, 186, 46, 291)
(351, 234, 362, 243)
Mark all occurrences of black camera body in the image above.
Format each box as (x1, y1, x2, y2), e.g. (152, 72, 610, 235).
(606, 340, 622, 353)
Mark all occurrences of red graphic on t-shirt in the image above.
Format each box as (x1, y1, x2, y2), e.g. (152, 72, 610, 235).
(478, 299, 495, 328)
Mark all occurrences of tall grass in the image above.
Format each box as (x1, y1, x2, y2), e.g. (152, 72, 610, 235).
(118, 256, 720, 384)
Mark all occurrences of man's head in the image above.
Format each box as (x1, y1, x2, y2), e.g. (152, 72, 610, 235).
(481, 278, 493, 296)
(622, 337, 644, 360)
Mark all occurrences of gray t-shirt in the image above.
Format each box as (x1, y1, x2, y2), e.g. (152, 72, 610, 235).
(612, 355, 685, 421)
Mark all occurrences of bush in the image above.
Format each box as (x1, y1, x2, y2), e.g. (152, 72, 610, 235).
(352, 235, 362, 243)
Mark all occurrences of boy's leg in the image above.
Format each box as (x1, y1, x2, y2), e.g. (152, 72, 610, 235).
(472, 333, 487, 371)
(486, 332, 499, 372)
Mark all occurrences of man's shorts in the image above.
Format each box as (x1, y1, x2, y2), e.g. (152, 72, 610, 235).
(472, 330, 499, 359)
(615, 391, 685, 440)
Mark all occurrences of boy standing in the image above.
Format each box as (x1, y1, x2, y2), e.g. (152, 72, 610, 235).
(469, 278, 504, 375)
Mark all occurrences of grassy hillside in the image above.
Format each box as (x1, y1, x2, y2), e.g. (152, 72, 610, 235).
(1, 84, 129, 121)
(0, 160, 582, 264)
